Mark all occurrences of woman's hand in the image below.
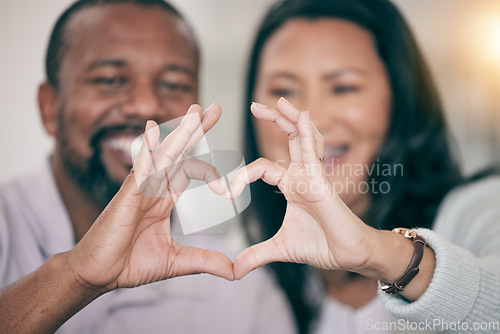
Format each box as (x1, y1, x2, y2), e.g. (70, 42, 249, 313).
(230, 98, 381, 280)
(66, 103, 234, 294)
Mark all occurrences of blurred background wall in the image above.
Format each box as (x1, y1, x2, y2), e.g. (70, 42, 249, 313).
(1, 0, 499, 181)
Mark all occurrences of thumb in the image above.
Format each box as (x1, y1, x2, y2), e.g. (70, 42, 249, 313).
(233, 238, 284, 280)
(173, 245, 235, 281)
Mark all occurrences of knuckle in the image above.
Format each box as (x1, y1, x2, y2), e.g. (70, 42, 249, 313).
(256, 157, 265, 164)
(165, 152, 177, 163)
(207, 166, 218, 179)
(180, 148, 190, 158)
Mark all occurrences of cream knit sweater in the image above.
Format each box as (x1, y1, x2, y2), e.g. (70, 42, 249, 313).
(380, 176, 500, 333)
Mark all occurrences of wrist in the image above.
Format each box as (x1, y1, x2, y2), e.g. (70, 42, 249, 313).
(357, 229, 436, 301)
(50, 252, 109, 300)
(355, 229, 415, 283)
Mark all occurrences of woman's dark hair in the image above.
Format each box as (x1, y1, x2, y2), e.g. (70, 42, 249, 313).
(45, 0, 197, 90)
(242, 0, 462, 332)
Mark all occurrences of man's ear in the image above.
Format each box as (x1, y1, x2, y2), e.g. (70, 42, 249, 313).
(38, 82, 59, 137)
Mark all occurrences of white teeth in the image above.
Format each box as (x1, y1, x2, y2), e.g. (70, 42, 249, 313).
(325, 145, 348, 157)
(106, 137, 136, 157)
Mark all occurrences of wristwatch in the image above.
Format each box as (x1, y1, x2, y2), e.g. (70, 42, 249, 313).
(380, 228, 426, 294)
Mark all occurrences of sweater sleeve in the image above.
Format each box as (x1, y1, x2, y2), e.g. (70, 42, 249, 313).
(380, 177, 500, 333)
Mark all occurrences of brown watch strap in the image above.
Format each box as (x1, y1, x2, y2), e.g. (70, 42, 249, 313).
(380, 228, 426, 294)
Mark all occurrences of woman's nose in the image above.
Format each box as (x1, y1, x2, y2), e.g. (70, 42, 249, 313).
(303, 95, 337, 135)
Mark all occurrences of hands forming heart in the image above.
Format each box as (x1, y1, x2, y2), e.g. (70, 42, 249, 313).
(67, 98, 379, 293)
(67, 103, 234, 293)
(230, 98, 377, 279)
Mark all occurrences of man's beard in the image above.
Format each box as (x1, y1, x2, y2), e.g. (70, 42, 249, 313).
(59, 139, 121, 207)
(57, 111, 130, 207)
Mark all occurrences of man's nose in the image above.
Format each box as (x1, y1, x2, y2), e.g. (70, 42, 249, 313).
(121, 82, 160, 119)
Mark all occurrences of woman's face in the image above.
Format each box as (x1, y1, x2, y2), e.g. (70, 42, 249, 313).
(253, 19, 391, 213)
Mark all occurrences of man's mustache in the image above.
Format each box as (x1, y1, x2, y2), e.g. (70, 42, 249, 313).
(89, 122, 147, 149)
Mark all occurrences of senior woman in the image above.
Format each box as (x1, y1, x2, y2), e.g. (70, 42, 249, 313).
(229, 0, 500, 333)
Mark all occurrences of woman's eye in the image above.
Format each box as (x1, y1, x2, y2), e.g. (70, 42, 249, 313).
(269, 89, 296, 98)
(91, 77, 127, 88)
(333, 85, 358, 94)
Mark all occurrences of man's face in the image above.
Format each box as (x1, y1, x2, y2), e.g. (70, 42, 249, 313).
(53, 4, 198, 204)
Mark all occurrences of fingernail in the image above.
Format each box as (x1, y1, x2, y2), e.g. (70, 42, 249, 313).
(252, 101, 267, 107)
(206, 102, 217, 112)
(187, 104, 197, 114)
(278, 97, 292, 106)
(225, 191, 232, 199)
(145, 120, 155, 131)
(251, 102, 267, 109)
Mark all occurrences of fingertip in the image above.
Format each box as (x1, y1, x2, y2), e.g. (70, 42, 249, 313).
(187, 104, 196, 114)
(206, 102, 217, 111)
(213, 177, 226, 196)
(277, 97, 302, 123)
(217, 269, 235, 282)
(143, 120, 160, 150)
(216, 259, 235, 281)
(250, 101, 267, 117)
(251, 101, 267, 109)
(233, 254, 255, 280)
(201, 103, 222, 131)
(205, 102, 222, 117)
(227, 263, 236, 281)
(277, 96, 292, 108)
(187, 104, 202, 119)
(228, 188, 242, 199)
(234, 270, 246, 281)
(218, 177, 227, 194)
(202, 250, 235, 281)
(144, 120, 157, 141)
(228, 179, 245, 199)
(224, 275, 236, 282)
(211, 102, 222, 120)
(225, 179, 235, 198)
(206, 102, 221, 112)
(145, 120, 156, 131)
(218, 254, 236, 281)
(207, 176, 227, 196)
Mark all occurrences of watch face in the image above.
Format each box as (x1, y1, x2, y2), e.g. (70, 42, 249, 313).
(393, 227, 418, 240)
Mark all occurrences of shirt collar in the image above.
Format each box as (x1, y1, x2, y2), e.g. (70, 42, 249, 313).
(19, 157, 75, 257)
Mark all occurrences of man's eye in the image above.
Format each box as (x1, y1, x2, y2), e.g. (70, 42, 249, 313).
(159, 81, 192, 93)
(333, 85, 358, 94)
(91, 77, 127, 87)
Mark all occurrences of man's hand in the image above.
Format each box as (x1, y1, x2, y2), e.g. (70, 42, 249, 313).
(66, 103, 234, 294)
(0, 103, 234, 334)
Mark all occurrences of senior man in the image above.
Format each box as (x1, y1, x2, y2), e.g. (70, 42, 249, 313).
(0, 1, 295, 333)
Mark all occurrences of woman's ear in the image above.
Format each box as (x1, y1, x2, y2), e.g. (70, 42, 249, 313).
(38, 82, 59, 137)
